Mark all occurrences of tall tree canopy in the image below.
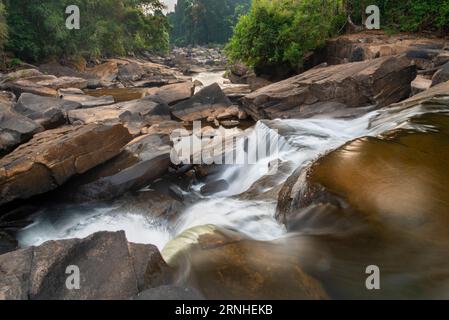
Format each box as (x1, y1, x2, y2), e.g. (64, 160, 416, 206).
(0, 0, 6, 51)
(168, 0, 251, 46)
(4, 0, 170, 62)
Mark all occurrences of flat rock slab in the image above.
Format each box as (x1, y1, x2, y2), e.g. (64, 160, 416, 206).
(61, 93, 115, 108)
(0, 123, 132, 206)
(242, 56, 416, 120)
(0, 231, 170, 300)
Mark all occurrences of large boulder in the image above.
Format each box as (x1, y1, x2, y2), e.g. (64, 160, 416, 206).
(171, 83, 233, 122)
(146, 81, 194, 105)
(13, 93, 81, 129)
(0, 92, 43, 155)
(0, 231, 171, 300)
(242, 56, 416, 120)
(0, 124, 132, 206)
(64, 133, 172, 201)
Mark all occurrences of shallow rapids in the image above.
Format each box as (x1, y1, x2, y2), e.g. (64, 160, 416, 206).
(16, 100, 440, 251)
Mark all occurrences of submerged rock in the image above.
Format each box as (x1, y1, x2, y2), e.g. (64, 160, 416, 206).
(276, 98, 449, 298)
(0, 124, 132, 206)
(200, 179, 229, 196)
(162, 225, 328, 300)
(243, 56, 416, 120)
(0, 231, 171, 300)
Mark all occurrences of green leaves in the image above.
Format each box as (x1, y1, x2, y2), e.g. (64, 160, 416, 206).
(226, 0, 345, 72)
(168, 0, 251, 46)
(3, 0, 169, 62)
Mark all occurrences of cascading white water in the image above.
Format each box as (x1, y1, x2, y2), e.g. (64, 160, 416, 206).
(17, 83, 445, 251)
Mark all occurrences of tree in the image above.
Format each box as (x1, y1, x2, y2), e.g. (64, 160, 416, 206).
(226, 0, 345, 73)
(0, 0, 7, 51)
(4, 0, 170, 62)
(168, 0, 251, 46)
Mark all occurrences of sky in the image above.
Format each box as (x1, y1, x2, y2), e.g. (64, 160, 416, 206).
(162, 0, 176, 13)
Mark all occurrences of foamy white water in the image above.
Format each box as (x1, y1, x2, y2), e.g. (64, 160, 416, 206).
(17, 90, 446, 251)
(18, 207, 172, 250)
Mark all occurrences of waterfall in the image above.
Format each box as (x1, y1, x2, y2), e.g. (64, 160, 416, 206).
(17, 88, 448, 251)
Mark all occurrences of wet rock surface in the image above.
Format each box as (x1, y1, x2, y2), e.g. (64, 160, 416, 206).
(276, 92, 449, 298)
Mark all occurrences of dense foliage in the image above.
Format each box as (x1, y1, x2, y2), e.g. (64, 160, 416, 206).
(168, 0, 251, 46)
(226, 0, 345, 72)
(347, 0, 449, 33)
(4, 0, 169, 62)
(0, 1, 6, 51)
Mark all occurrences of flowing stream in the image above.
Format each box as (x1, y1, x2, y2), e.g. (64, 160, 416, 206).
(16, 74, 438, 253)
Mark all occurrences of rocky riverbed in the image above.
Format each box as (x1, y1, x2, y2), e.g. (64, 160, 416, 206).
(2, 33, 449, 299)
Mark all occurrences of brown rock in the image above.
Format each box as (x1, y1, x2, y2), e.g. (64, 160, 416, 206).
(0, 231, 171, 300)
(163, 226, 328, 300)
(146, 81, 194, 105)
(243, 56, 416, 120)
(65, 133, 172, 201)
(0, 124, 132, 206)
(171, 83, 233, 122)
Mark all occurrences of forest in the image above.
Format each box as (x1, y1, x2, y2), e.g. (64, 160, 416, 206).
(0, 0, 448, 66)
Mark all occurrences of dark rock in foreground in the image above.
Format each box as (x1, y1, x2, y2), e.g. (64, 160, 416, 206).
(0, 231, 171, 300)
